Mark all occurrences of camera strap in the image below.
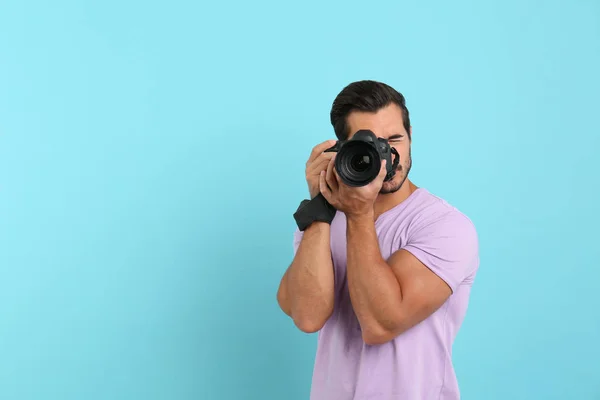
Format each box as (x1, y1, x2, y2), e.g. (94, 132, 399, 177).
(391, 147, 400, 170)
(387, 148, 401, 180)
(293, 193, 337, 231)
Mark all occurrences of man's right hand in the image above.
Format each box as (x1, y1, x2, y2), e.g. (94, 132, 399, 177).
(305, 140, 337, 199)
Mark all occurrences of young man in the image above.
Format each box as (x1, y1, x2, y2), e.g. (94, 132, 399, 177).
(277, 80, 480, 400)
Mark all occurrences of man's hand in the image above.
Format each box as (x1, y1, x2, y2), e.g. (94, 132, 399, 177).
(319, 154, 387, 218)
(305, 140, 337, 199)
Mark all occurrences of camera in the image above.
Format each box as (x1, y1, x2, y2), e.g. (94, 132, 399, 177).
(324, 129, 400, 187)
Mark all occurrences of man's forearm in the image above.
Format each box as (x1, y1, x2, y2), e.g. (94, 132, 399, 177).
(278, 222, 335, 332)
(346, 213, 403, 342)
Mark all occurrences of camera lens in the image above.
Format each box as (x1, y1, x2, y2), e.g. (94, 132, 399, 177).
(350, 154, 372, 172)
(335, 141, 380, 187)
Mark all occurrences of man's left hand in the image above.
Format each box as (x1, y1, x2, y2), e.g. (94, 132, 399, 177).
(319, 154, 387, 218)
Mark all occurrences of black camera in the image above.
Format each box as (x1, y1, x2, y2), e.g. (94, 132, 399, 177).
(324, 129, 400, 187)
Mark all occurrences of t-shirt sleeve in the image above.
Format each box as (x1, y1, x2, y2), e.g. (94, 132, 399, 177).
(293, 229, 304, 255)
(400, 210, 479, 293)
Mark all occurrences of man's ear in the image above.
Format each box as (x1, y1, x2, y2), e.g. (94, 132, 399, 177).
(409, 126, 412, 140)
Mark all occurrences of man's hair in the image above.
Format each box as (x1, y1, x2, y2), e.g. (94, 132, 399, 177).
(330, 80, 411, 141)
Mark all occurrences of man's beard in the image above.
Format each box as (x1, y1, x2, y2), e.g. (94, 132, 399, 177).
(379, 150, 412, 195)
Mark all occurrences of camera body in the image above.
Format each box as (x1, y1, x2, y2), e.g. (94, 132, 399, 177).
(324, 129, 400, 187)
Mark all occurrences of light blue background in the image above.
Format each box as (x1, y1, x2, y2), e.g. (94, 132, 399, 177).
(1, 0, 599, 399)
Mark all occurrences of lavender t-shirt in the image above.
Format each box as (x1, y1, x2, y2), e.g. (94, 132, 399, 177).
(292, 188, 480, 400)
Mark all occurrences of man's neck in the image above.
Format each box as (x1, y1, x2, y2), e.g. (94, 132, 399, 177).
(373, 180, 418, 219)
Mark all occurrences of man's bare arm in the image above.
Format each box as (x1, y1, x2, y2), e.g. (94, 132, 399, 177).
(345, 214, 452, 345)
(277, 222, 335, 333)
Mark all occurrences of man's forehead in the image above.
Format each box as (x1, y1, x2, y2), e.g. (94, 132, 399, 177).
(346, 104, 405, 137)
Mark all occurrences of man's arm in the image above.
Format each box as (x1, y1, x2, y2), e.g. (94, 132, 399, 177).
(277, 222, 335, 333)
(345, 212, 477, 345)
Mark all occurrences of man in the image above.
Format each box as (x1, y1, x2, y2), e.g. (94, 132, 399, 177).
(276, 80, 479, 400)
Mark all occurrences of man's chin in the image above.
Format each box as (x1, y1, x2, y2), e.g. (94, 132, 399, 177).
(379, 181, 402, 195)
(379, 174, 408, 194)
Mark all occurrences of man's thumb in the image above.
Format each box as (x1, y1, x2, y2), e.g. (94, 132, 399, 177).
(379, 160, 387, 177)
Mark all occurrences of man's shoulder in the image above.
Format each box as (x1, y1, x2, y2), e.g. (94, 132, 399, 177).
(399, 189, 480, 282)
(401, 188, 478, 240)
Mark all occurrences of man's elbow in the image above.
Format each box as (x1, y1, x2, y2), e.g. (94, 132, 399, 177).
(277, 291, 332, 332)
(293, 309, 333, 333)
(362, 329, 403, 345)
(361, 315, 410, 345)
(294, 318, 324, 333)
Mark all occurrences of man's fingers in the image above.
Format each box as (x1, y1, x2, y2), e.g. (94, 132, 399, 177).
(306, 152, 335, 176)
(375, 160, 388, 184)
(319, 171, 333, 201)
(325, 155, 338, 191)
(307, 140, 337, 165)
(379, 159, 387, 178)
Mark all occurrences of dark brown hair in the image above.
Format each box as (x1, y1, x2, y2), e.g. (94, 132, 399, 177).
(330, 80, 411, 141)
